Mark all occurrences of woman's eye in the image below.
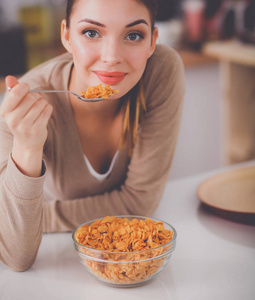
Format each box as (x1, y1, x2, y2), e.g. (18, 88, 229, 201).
(82, 29, 100, 38)
(126, 33, 144, 41)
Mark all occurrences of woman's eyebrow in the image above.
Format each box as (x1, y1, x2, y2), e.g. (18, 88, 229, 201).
(78, 18, 105, 27)
(126, 19, 148, 27)
(78, 18, 148, 28)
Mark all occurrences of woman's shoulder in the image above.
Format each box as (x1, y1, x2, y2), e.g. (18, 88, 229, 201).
(152, 44, 181, 59)
(142, 44, 185, 107)
(146, 44, 183, 75)
(143, 44, 184, 89)
(19, 52, 73, 90)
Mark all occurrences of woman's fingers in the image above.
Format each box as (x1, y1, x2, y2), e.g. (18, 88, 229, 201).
(1, 75, 51, 126)
(5, 75, 19, 90)
(33, 103, 53, 134)
(22, 97, 52, 128)
(1, 81, 30, 115)
(4, 93, 53, 137)
(13, 101, 53, 143)
(6, 92, 43, 122)
(0, 76, 53, 151)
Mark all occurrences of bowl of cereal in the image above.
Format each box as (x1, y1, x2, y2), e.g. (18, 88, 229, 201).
(72, 215, 177, 287)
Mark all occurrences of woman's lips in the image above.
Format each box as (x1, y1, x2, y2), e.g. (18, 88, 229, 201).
(94, 71, 126, 85)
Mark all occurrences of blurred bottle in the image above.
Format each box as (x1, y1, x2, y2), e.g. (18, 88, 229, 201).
(241, 0, 255, 44)
(203, 0, 224, 40)
(220, 0, 246, 39)
(204, 0, 255, 44)
(182, 0, 206, 50)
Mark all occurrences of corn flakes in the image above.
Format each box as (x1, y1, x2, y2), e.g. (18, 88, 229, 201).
(74, 216, 174, 285)
(81, 84, 119, 99)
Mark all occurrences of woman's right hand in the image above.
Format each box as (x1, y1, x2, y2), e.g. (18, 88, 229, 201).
(0, 76, 53, 177)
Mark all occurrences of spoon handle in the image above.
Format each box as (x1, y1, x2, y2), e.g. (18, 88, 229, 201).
(30, 90, 104, 102)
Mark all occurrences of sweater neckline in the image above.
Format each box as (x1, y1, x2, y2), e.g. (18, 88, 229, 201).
(83, 150, 119, 182)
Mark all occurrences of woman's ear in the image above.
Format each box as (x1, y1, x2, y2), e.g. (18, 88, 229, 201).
(148, 27, 158, 58)
(61, 19, 73, 53)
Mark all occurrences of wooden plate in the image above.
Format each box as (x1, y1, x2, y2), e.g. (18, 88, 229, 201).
(197, 166, 255, 214)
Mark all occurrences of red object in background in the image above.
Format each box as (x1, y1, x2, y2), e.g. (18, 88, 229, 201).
(182, 0, 206, 49)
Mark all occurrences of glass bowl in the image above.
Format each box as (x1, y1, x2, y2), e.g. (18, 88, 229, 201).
(72, 215, 177, 287)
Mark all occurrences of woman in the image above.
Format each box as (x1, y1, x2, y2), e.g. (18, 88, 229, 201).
(0, 0, 185, 271)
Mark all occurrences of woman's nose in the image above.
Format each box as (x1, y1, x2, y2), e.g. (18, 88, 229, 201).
(101, 39, 123, 66)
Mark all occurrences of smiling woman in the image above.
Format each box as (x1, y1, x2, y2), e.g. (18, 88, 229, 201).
(61, 0, 159, 154)
(0, 0, 185, 272)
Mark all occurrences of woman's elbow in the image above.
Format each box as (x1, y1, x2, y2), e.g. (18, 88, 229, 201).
(0, 235, 41, 272)
(8, 262, 33, 272)
(2, 252, 37, 272)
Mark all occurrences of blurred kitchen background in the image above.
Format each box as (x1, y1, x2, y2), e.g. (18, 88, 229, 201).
(0, 0, 255, 180)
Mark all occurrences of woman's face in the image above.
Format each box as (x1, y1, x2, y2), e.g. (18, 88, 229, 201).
(61, 0, 158, 99)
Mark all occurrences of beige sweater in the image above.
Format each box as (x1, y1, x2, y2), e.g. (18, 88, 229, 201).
(0, 44, 185, 271)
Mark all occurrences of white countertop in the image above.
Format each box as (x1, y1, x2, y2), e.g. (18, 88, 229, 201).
(1, 161, 255, 300)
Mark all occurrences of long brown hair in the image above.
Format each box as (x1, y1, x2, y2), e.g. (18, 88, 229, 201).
(121, 81, 146, 155)
(65, 0, 158, 155)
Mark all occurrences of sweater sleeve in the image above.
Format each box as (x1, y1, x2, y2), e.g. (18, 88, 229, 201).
(42, 47, 185, 233)
(0, 117, 45, 271)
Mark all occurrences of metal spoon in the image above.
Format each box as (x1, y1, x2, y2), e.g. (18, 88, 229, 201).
(30, 90, 105, 102)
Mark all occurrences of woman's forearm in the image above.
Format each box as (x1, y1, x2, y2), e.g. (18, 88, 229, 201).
(12, 141, 44, 177)
(0, 156, 45, 271)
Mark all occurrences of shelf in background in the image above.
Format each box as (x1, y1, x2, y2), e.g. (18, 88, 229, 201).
(203, 40, 255, 67)
(178, 49, 217, 67)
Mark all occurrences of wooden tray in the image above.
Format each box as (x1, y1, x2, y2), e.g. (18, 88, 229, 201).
(197, 166, 255, 223)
